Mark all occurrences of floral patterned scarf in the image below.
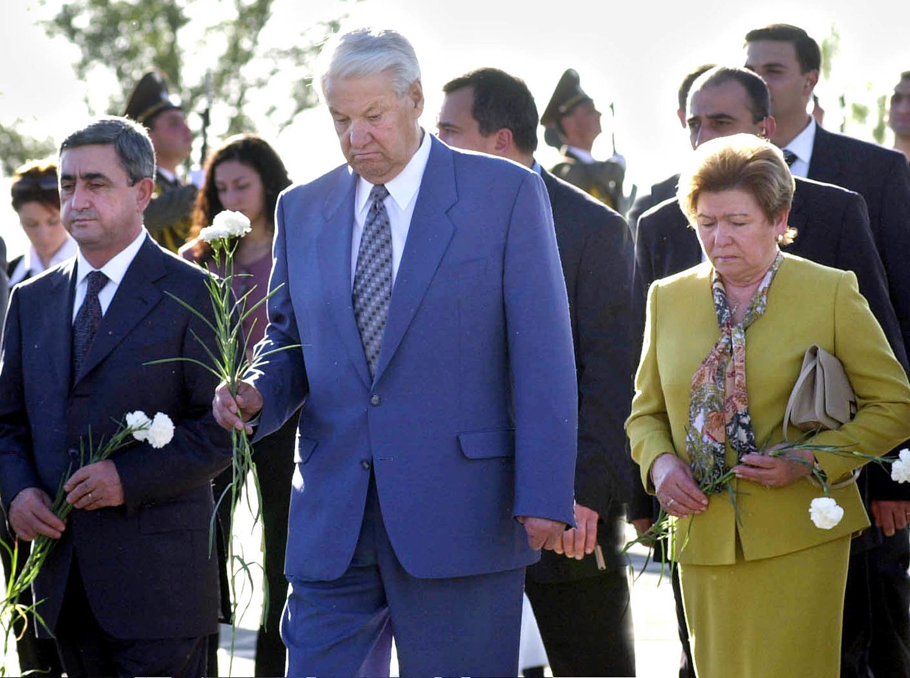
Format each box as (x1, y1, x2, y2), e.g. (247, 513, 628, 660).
(686, 252, 784, 485)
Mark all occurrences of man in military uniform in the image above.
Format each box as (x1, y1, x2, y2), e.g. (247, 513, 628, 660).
(541, 69, 626, 211)
(124, 70, 197, 252)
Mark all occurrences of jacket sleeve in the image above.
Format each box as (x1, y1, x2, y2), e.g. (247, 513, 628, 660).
(507, 172, 578, 526)
(0, 290, 40, 514)
(114, 281, 233, 511)
(249, 191, 309, 440)
(573, 213, 636, 514)
(809, 272, 910, 485)
(626, 281, 676, 494)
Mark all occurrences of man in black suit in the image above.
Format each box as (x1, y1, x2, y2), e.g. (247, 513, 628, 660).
(631, 65, 908, 678)
(746, 26, 910, 677)
(0, 235, 8, 321)
(627, 64, 714, 234)
(0, 117, 231, 678)
(438, 67, 636, 677)
(889, 71, 910, 160)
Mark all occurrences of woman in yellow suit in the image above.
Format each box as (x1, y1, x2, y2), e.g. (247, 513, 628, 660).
(627, 134, 910, 678)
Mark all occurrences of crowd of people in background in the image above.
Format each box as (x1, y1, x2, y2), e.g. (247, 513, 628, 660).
(0, 20, 909, 678)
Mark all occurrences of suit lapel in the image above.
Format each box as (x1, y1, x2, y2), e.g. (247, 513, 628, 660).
(316, 170, 373, 388)
(806, 126, 841, 185)
(47, 260, 76, 391)
(74, 237, 165, 384)
(373, 138, 456, 382)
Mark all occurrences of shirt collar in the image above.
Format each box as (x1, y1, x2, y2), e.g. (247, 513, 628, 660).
(783, 116, 816, 167)
(75, 228, 149, 288)
(157, 167, 177, 183)
(531, 161, 543, 175)
(566, 146, 595, 164)
(356, 129, 433, 215)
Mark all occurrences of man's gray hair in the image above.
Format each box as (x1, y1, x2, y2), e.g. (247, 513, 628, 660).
(60, 116, 156, 185)
(318, 28, 421, 98)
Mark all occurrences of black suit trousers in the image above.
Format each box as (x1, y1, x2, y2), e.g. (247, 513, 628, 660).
(525, 567, 635, 676)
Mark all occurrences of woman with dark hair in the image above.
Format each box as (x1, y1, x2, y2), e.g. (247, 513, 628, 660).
(8, 161, 77, 287)
(180, 134, 294, 677)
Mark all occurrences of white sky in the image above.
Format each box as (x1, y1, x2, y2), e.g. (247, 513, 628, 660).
(2, 0, 909, 259)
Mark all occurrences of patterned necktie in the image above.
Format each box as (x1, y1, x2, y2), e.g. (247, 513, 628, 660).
(73, 270, 109, 377)
(353, 184, 392, 379)
(783, 149, 798, 167)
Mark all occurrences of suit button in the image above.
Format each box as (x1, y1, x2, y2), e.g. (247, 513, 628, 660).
(361, 459, 372, 470)
(67, 447, 79, 460)
(370, 394, 382, 407)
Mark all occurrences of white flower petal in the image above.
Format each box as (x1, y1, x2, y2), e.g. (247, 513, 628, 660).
(146, 412, 175, 449)
(125, 410, 151, 441)
(809, 497, 844, 529)
(212, 210, 251, 238)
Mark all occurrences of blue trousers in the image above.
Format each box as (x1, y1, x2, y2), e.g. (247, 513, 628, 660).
(281, 474, 525, 677)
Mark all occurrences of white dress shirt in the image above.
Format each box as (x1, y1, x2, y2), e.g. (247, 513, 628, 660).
(351, 129, 432, 289)
(783, 117, 817, 179)
(9, 237, 79, 287)
(72, 228, 149, 320)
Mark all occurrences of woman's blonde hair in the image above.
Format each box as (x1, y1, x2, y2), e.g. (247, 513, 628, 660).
(677, 133, 797, 244)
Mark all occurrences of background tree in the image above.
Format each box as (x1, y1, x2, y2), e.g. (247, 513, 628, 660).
(35, 0, 354, 164)
(0, 120, 57, 176)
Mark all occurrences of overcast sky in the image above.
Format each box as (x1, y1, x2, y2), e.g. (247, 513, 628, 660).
(2, 0, 909, 258)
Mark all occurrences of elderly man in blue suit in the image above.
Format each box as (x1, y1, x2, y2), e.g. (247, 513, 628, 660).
(214, 28, 578, 677)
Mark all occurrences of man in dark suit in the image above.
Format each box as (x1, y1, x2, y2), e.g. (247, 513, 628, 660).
(891, 72, 910, 160)
(437, 67, 636, 677)
(213, 30, 578, 677)
(746, 26, 910, 677)
(0, 235, 8, 321)
(0, 117, 231, 678)
(631, 66, 907, 678)
(627, 64, 714, 234)
(124, 70, 198, 253)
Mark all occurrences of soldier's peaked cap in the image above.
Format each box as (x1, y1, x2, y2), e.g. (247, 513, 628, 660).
(540, 69, 593, 127)
(124, 70, 181, 125)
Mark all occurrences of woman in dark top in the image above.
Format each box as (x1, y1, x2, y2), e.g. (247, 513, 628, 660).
(180, 134, 294, 677)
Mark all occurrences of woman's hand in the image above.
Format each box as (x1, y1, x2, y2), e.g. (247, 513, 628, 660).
(734, 447, 815, 488)
(651, 453, 709, 518)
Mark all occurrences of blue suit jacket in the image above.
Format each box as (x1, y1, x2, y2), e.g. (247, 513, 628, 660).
(0, 237, 231, 638)
(254, 136, 578, 582)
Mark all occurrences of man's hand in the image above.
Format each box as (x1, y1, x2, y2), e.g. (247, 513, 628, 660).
(64, 460, 124, 510)
(9, 488, 66, 541)
(560, 504, 600, 560)
(516, 516, 567, 552)
(871, 500, 910, 537)
(213, 380, 263, 434)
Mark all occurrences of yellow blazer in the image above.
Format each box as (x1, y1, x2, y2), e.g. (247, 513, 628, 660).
(627, 254, 910, 565)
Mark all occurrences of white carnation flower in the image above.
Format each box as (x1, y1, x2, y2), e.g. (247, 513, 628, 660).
(200, 223, 230, 243)
(212, 210, 252, 238)
(809, 497, 844, 530)
(125, 410, 151, 441)
(891, 448, 910, 484)
(146, 412, 175, 449)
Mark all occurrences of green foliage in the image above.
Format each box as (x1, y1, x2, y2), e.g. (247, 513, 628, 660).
(42, 0, 353, 137)
(872, 94, 887, 145)
(820, 23, 840, 82)
(0, 121, 57, 176)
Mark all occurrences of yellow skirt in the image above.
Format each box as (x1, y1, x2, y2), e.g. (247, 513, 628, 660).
(680, 534, 850, 678)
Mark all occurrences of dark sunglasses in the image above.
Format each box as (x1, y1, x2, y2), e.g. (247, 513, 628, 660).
(12, 175, 58, 197)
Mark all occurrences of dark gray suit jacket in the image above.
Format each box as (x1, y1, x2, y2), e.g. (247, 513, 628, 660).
(0, 236, 231, 638)
(527, 168, 635, 582)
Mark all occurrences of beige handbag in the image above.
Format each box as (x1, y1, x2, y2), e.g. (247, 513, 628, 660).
(783, 345, 857, 441)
